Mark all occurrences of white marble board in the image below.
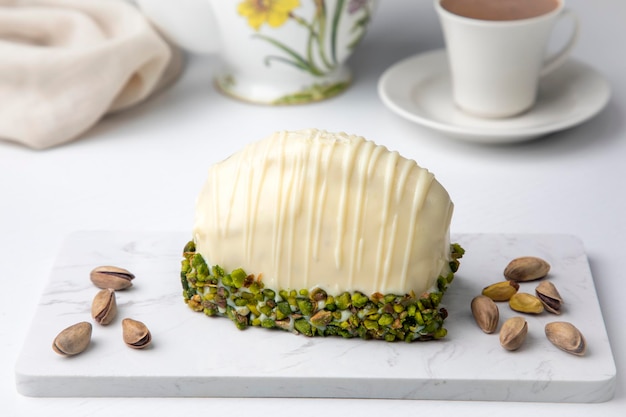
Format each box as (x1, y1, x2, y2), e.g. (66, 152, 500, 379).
(15, 232, 616, 402)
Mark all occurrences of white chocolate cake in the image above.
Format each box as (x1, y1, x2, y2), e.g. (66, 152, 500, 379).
(193, 129, 454, 295)
(181, 129, 463, 341)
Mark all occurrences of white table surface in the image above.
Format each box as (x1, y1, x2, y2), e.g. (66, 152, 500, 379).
(1, 0, 624, 415)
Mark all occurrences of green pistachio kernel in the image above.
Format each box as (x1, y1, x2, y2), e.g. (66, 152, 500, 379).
(294, 318, 313, 336)
(183, 241, 196, 253)
(430, 292, 442, 306)
(231, 268, 247, 288)
(364, 320, 379, 330)
(351, 292, 369, 308)
(221, 274, 233, 287)
(247, 304, 260, 317)
(407, 304, 417, 317)
(384, 294, 397, 304)
(197, 263, 210, 279)
(181, 259, 191, 273)
(437, 276, 447, 291)
(415, 311, 425, 326)
(424, 322, 437, 333)
(234, 297, 248, 307)
(325, 297, 337, 311)
(191, 253, 205, 269)
(241, 292, 254, 301)
(261, 318, 276, 328)
(336, 292, 351, 310)
(203, 307, 218, 316)
(277, 301, 291, 317)
(367, 313, 381, 321)
(249, 282, 261, 294)
(378, 313, 394, 327)
(212, 265, 225, 277)
(434, 327, 447, 339)
(297, 298, 314, 316)
(259, 304, 273, 316)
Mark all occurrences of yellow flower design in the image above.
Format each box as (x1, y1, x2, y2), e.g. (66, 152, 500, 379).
(238, 0, 301, 31)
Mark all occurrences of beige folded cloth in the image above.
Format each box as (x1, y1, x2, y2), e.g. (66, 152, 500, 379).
(0, 0, 182, 149)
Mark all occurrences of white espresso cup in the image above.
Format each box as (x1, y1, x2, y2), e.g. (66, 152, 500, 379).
(134, 0, 377, 105)
(435, 0, 579, 118)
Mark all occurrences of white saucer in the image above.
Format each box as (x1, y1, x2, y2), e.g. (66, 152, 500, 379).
(378, 49, 611, 144)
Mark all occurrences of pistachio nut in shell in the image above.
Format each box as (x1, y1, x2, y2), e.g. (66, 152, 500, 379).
(471, 295, 499, 334)
(499, 317, 528, 351)
(504, 256, 550, 282)
(481, 280, 520, 301)
(52, 322, 92, 356)
(545, 321, 586, 356)
(122, 318, 152, 349)
(90, 265, 135, 290)
(509, 292, 544, 314)
(535, 281, 563, 314)
(91, 288, 117, 325)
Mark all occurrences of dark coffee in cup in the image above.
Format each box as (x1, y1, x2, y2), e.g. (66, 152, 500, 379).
(440, 0, 559, 21)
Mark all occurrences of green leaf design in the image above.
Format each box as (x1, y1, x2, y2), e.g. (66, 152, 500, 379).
(348, 13, 371, 49)
(254, 34, 324, 76)
(263, 55, 311, 72)
(330, 0, 346, 64)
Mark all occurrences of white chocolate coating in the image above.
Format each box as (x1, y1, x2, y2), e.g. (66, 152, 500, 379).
(193, 129, 454, 296)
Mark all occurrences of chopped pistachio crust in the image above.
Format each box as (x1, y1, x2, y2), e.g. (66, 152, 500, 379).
(180, 241, 464, 342)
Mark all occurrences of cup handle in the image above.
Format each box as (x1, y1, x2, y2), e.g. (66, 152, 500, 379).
(540, 9, 579, 77)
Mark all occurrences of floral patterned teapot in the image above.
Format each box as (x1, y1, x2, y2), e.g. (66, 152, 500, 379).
(135, 0, 377, 104)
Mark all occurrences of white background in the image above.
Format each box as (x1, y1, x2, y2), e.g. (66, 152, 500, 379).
(1, 0, 624, 415)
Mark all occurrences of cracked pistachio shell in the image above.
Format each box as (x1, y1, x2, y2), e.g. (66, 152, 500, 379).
(535, 281, 563, 314)
(91, 288, 117, 325)
(471, 295, 499, 334)
(122, 318, 152, 349)
(90, 266, 135, 290)
(545, 321, 586, 356)
(499, 317, 528, 351)
(52, 322, 92, 356)
(504, 256, 550, 282)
